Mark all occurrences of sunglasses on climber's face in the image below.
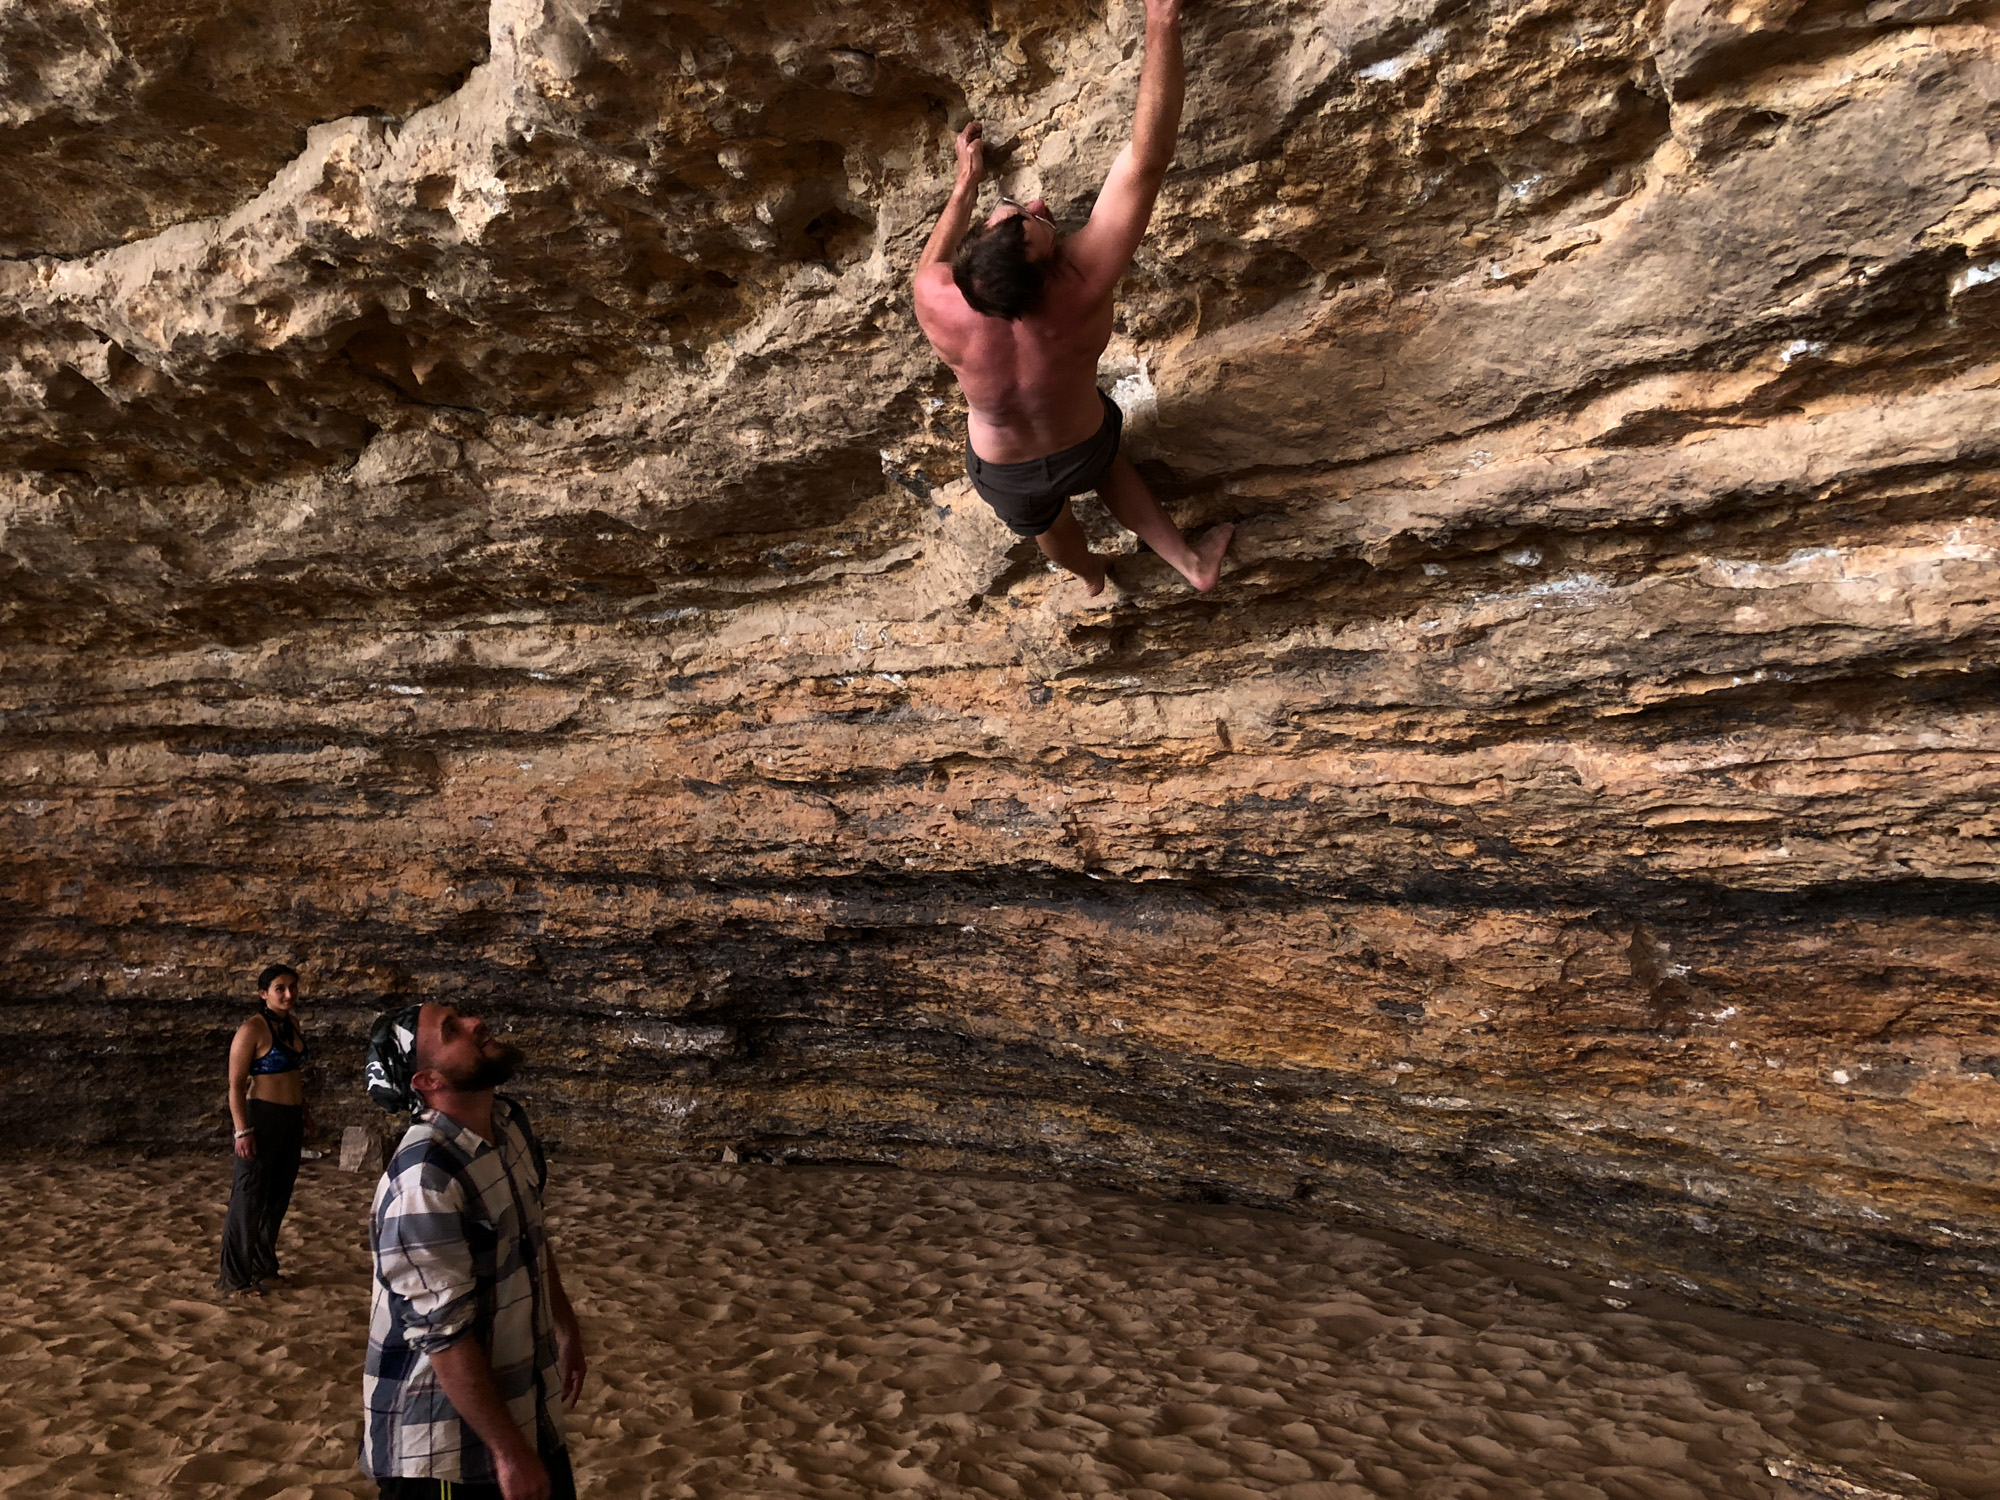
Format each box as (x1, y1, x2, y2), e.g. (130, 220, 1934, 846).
(998, 195, 1055, 229)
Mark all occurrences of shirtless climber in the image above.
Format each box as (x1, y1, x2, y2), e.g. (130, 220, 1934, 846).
(913, 0, 1233, 596)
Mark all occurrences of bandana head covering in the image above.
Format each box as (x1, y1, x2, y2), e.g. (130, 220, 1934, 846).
(365, 1002, 426, 1115)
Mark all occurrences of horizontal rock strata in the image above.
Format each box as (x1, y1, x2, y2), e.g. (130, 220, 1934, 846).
(4, 0, 2000, 1353)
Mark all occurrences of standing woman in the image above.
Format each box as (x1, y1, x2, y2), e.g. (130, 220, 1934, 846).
(219, 963, 313, 1297)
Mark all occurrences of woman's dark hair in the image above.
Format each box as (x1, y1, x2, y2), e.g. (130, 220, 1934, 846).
(952, 215, 1045, 320)
(257, 963, 300, 994)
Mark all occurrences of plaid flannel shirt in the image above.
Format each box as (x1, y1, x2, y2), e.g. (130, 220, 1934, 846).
(362, 1095, 563, 1482)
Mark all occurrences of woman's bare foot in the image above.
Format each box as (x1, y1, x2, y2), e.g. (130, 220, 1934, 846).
(1181, 523, 1235, 592)
(1077, 557, 1109, 597)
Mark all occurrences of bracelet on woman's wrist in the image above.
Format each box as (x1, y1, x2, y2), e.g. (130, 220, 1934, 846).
(234, 1127, 255, 1138)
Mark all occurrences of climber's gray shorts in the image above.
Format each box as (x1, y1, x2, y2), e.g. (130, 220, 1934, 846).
(964, 390, 1123, 538)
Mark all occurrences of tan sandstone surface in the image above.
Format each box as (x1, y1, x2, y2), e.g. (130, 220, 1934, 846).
(3, 1155, 1997, 1499)
(4, 0, 2000, 1354)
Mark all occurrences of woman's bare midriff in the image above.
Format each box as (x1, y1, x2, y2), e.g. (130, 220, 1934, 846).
(249, 1068, 304, 1107)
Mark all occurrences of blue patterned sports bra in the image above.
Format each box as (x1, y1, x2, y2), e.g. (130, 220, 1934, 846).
(250, 1008, 308, 1075)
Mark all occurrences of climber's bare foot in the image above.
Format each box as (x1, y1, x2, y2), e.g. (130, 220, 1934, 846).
(1076, 558, 1109, 597)
(1182, 523, 1235, 592)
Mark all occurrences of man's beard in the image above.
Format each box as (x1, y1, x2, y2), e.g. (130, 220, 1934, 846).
(448, 1040, 524, 1091)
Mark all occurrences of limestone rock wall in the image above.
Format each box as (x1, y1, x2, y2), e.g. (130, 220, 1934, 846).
(5, 0, 2000, 1354)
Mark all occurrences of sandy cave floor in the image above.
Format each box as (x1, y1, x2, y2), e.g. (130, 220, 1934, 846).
(0, 1156, 1996, 1500)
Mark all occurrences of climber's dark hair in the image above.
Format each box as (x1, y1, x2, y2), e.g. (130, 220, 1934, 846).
(256, 963, 299, 994)
(952, 214, 1045, 320)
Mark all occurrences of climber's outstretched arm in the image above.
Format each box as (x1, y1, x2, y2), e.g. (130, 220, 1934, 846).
(916, 121, 987, 280)
(1065, 0, 1184, 301)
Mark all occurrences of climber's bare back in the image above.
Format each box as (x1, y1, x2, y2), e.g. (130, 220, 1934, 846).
(916, 240, 1117, 464)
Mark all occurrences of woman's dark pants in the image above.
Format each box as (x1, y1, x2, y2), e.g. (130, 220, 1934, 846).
(217, 1098, 303, 1292)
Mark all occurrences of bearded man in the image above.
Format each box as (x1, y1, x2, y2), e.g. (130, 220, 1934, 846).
(360, 1003, 588, 1500)
(914, 0, 1233, 596)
